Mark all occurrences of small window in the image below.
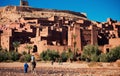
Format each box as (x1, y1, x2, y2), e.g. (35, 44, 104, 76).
(41, 13, 44, 15)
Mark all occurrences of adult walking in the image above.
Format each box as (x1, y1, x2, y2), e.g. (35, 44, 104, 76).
(31, 54, 36, 72)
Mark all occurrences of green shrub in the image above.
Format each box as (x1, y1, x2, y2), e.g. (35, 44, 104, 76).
(40, 51, 47, 61)
(24, 54, 31, 62)
(81, 55, 86, 61)
(0, 51, 6, 62)
(67, 49, 74, 62)
(0, 51, 10, 62)
(19, 54, 31, 62)
(10, 51, 20, 61)
(22, 51, 27, 55)
(68, 51, 74, 60)
(40, 49, 60, 61)
(91, 54, 99, 62)
(107, 46, 120, 62)
(60, 49, 74, 62)
(81, 45, 101, 62)
(99, 46, 120, 62)
(0, 51, 20, 62)
(99, 53, 108, 62)
(61, 51, 68, 62)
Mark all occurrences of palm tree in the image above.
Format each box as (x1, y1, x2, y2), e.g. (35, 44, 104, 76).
(24, 44, 33, 54)
(13, 41, 20, 52)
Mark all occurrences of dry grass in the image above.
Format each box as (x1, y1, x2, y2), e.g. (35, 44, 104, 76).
(88, 62, 103, 67)
(116, 60, 120, 67)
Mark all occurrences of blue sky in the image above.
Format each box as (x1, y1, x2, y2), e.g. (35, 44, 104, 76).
(0, 0, 120, 22)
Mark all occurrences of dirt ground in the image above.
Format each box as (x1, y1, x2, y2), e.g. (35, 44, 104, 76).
(0, 62, 120, 76)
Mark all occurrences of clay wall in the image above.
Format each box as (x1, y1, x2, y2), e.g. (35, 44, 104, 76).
(0, 35, 11, 51)
(109, 38, 120, 48)
(81, 30, 91, 47)
(40, 27, 48, 37)
(68, 26, 73, 46)
(74, 25, 81, 51)
(91, 25, 98, 45)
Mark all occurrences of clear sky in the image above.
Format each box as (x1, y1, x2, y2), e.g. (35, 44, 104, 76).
(0, 0, 120, 22)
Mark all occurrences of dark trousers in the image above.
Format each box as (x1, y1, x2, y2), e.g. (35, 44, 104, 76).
(24, 68, 28, 73)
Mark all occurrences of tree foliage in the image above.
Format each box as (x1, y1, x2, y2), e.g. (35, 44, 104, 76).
(24, 44, 33, 54)
(40, 49, 59, 61)
(19, 54, 31, 62)
(81, 45, 101, 62)
(107, 46, 120, 62)
(0, 51, 20, 62)
(13, 41, 20, 52)
(60, 51, 68, 62)
(99, 53, 108, 62)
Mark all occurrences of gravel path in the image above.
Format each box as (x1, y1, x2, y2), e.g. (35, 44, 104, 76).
(0, 62, 120, 76)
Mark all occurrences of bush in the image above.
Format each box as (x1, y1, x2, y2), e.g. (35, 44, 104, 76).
(91, 54, 99, 62)
(10, 51, 20, 61)
(40, 51, 47, 61)
(19, 54, 31, 62)
(0, 51, 20, 62)
(60, 49, 75, 62)
(22, 51, 27, 55)
(99, 46, 120, 62)
(107, 46, 120, 62)
(0, 51, 6, 62)
(67, 49, 74, 62)
(68, 51, 74, 60)
(40, 49, 74, 62)
(81, 45, 101, 62)
(99, 53, 108, 62)
(40, 49, 60, 61)
(61, 51, 68, 62)
(24, 54, 31, 62)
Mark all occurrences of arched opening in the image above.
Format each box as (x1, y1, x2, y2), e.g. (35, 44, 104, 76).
(33, 45, 37, 53)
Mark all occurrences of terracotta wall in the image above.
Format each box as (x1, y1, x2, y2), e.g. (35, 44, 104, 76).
(109, 38, 120, 47)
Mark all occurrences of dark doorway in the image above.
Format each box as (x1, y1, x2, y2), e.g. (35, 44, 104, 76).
(33, 45, 37, 52)
(106, 48, 109, 53)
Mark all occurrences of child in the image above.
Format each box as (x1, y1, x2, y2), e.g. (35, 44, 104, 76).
(24, 62, 29, 73)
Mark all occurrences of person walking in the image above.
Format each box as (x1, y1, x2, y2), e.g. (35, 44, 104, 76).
(31, 54, 35, 62)
(31, 61, 36, 71)
(24, 62, 29, 73)
(31, 54, 36, 73)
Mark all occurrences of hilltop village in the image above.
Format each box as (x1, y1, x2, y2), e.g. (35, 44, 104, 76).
(0, 1, 120, 54)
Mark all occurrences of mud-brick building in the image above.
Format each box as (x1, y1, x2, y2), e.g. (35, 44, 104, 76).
(97, 18, 120, 53)
(0, 5, 98, 54)
(0, 4, 120, 54)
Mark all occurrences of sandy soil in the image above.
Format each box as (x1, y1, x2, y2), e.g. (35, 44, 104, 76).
(0, 62, 120, 76)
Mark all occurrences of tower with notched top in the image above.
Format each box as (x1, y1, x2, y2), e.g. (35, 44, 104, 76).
(20, 0, 29, 6)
